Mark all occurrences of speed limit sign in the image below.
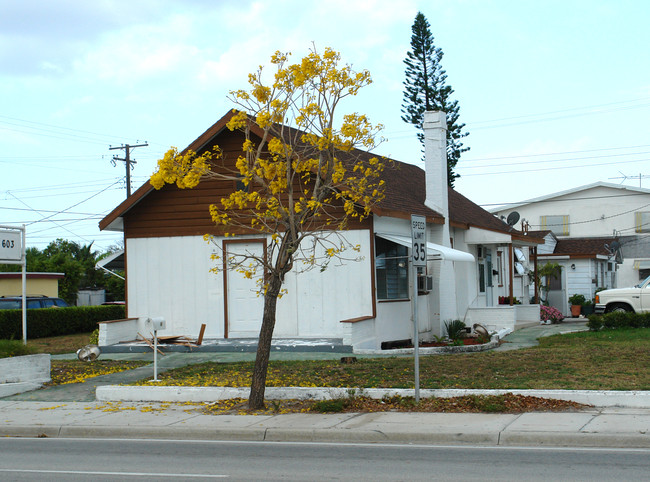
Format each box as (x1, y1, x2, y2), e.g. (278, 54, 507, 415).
(411, 215, 426, 267)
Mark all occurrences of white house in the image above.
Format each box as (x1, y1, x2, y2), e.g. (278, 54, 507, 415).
(490, 182, 650, 314)
(99, 111, 541, 350)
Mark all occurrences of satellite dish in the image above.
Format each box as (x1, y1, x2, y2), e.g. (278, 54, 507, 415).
(77, 345, 101, 362)
(610, 241, 620, 251)
(506, 211, 520, 226)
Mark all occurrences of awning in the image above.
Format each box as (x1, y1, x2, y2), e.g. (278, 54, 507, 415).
(633, 259, 650, 270)
(376, 233, 475, 263)
(96, 249, 125, 271)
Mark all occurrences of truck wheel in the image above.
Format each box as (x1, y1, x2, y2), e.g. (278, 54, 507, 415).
(606, 303, 632, 313)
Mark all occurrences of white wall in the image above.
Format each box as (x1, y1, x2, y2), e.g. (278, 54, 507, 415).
(493, 184, 650, 238)
(127, 236, 222, 338)
(126, 231, 374, 340)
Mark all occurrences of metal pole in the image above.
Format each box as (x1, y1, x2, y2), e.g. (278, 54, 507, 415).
(411, 258, 420, 402)
(153, 330, 159, 381)
(21, 225, 26, 345)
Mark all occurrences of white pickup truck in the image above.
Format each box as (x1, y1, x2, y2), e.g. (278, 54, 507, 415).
(595, 276, 650, 313)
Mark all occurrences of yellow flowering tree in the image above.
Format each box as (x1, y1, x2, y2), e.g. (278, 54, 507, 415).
(150, 47, 387, 409)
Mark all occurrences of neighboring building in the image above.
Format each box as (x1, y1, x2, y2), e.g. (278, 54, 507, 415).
(0, 272, 64, 298)
(99, 111, 541, 350)
(491, 182, 648, 314)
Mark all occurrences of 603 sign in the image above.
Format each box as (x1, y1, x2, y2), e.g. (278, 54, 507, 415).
(0, 230, 22, 262)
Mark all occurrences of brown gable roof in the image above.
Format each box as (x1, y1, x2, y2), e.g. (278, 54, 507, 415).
(99, 110, 523, 239)
(550, 237, 619, 258)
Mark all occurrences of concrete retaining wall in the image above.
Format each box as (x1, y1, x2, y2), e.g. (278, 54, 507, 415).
(0, 354, 51, 397)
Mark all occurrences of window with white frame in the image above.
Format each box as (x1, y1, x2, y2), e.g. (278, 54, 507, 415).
(540, 215, 569, 236)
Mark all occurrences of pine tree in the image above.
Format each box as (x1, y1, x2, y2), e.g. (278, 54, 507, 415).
(402, 12, 469, 187)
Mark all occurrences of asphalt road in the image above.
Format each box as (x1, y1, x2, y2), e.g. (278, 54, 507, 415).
(0, 438, 649, 481)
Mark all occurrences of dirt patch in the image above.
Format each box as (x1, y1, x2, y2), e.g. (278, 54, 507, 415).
(201, 393, 591, 415)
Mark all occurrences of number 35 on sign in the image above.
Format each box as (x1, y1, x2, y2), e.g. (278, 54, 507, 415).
(411, 215, 427, 267)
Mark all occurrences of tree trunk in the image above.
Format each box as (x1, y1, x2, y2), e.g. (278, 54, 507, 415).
(248, 274, 282, 410)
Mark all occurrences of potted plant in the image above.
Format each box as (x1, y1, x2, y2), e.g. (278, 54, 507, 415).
(568, 294, 586, 317)
(582, 299, 595, 316)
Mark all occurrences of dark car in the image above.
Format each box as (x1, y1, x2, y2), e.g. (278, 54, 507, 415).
(0, 296, 70, 310)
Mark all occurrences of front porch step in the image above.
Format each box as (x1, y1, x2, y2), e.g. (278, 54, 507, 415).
(99, 337, 353, 354)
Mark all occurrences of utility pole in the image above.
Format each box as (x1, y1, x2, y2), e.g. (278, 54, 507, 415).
(110, 143, 148, 197)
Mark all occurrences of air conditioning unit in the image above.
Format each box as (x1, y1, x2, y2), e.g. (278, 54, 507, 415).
(417, 274, 433, 293)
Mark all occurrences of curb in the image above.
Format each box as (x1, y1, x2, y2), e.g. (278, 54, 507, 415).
(96, 386, 650, 408)
(2, 424, 648, 448)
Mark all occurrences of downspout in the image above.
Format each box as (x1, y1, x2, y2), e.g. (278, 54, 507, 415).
(533, 246, 539, 303)
(508, 244, 514, 305)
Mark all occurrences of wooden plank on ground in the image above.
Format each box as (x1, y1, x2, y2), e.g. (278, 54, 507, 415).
(196, 324, 207, 345)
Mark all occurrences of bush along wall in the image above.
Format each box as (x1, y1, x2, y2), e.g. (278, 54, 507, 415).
(0, 305, 126, 340)
(587, 312, 650, 331)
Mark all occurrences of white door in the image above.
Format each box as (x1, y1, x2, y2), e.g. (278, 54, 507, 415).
(485, 249, 493, 307)
(225, 241, 265, 337)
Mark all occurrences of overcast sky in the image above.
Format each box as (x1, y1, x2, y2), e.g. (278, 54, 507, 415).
(1, 0, 649, 251)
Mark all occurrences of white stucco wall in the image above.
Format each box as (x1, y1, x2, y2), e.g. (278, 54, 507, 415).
(492, 184, 650, 238)
(126, 231, 374, 340)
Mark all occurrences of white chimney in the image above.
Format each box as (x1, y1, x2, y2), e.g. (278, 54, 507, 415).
(423, 111, 448, 219)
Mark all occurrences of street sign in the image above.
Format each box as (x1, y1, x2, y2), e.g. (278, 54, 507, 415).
(0, 229, 22, 262)
(411, 215, 427, 267)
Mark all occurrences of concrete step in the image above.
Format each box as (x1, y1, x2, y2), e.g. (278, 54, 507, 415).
(100, 337, 354, 354)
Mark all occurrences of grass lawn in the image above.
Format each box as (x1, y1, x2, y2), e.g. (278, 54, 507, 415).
(26, 332, 95, 355)
(1, 332, 147, 385)
(137, 329, 650, 391)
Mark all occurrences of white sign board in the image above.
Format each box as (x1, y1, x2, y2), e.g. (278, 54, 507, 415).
(0, 230, 22, 262)
(411, 215, 427, 267)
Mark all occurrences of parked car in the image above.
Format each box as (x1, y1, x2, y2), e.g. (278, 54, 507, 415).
(0, 296, 70, 310)
(594, 276, 650, 314)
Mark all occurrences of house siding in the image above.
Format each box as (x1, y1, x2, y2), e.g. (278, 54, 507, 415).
(126, 230, 374, 340)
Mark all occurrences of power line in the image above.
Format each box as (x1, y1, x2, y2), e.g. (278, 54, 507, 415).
(458, 150, 650, 171)
(481, 191, 650, 207)
(0, 114, 141, 145)
(459, 144, 650, 163)
(459, 156, 650, 177)
(469, 96, 650, 126)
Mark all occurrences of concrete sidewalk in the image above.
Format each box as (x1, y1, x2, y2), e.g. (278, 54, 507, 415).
(1, 400, 649, 448)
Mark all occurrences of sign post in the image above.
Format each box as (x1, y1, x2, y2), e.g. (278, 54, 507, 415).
(411, 215, 426, 402)
(0, 225, 26, 344)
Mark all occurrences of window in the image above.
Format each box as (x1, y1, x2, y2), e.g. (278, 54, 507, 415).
(540, 215, 569, 236)
(235, 174, 248, 192)
(478, 263, 485, 293)
(635, 212, 650, 233)
(375, 237, 409, 300)
(496, 251, 504, 287)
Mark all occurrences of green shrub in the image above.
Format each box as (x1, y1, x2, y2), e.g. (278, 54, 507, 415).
(89, 328, 99, 345)
(568, 294, 586, 306)
(587, 315, 603, 331)
(0, 339, 37, 358)
(311, 399, 347, 413)
(588, 311, 650, 331)
(0, 305, 125, 340)
(444, 319, 466, 341)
